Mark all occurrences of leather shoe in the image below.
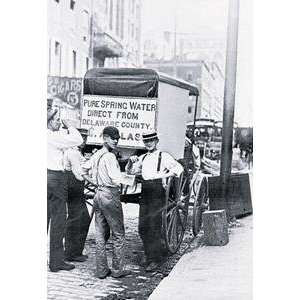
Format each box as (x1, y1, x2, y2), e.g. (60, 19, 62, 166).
(145, 262, 159, 272)
(96, 269, 111, 279)
(111, 270, 132, 278)
(65, 255, 88, 262)
(49, 262, 75, 272)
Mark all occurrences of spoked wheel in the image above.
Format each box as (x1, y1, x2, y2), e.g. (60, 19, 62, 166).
(192, 176, 209, 236)
(162, 172, 190, 254)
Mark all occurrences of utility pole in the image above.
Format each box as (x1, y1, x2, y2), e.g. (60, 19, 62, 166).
(220, 0, 240, 220)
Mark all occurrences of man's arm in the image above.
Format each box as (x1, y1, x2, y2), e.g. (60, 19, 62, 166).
(125, 155, 143, 175)
(82, 174, 98, 188)
(81, 154, 98, 187)
(48, 126, 83, 149)
(161, 153, 184, 177)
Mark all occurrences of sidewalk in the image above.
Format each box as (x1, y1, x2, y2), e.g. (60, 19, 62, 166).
(149, 215, 253, 300)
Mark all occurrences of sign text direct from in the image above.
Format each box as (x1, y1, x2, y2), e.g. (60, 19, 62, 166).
(80, 95, 157, 148)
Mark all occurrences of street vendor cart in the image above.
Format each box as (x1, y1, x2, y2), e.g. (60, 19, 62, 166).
(81, 68, 209, 254)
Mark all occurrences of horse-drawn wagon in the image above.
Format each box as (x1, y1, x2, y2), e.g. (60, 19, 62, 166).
(80, 68, 209, 254)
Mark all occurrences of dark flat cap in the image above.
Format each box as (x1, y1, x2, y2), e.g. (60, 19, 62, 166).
(103, 126, 120, 139)
(78, 128, 89, 136)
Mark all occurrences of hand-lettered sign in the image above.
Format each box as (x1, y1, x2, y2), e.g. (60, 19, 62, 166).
(80, 95, 157, 148)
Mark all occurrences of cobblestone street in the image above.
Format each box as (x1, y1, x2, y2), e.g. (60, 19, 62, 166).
(48, 204, 195, 300)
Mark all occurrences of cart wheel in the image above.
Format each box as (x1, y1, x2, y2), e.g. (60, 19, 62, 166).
(192, 176, 209, 236)
(162, 172, 190, 254)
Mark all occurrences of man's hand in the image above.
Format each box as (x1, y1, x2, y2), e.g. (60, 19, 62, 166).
(61, 119, 73, 129)
(129, 155, 139, 163)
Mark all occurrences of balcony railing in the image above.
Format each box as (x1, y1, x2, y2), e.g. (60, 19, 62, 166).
(93, 32, 123, 58)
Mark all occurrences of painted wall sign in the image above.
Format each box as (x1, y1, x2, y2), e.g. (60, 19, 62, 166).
(47, 76, 82, 108)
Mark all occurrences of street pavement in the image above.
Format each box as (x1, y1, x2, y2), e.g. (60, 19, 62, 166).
(47, 203, 194, 300)
(148, 215, 253, 300)
(48, 203, 252, 299)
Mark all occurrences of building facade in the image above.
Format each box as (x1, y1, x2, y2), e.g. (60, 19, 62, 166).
(143, 32, 225, 122)
(144, 59, 224, 122)
(47, 0, 143, 126)
(48, 0, 143, 77)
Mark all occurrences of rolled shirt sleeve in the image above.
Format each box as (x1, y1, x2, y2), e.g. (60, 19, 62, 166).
(161, 152, 184, 177)
(48, 127, 83, 149)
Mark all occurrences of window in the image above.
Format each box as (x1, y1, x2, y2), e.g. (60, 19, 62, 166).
(136, 28, 139, 42)
(105, 0, 108, 14)
(120, 0, 124, 39)
(109, 0, 113, 30)
(48, 40, 51, 74)
(72, 50, 77, 76)
(54, 41, 60, 55)
(54, 41, 62, 76)
(70, 0, 76, 10)
(82, 10, 89, 41)
(86, 57, 89, 71)
(116, 0, 120, 35)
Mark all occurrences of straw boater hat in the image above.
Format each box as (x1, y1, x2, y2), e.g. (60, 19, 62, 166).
(142, 130, 159, 141)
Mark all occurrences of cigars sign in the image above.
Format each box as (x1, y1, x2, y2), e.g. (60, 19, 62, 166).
(80, 95, 157, 148)
(47, 76, 82, 108)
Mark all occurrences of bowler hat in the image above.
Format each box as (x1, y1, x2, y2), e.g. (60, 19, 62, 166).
(47, 109, 58, 122)
(142, 130, 158, 141)
(103, 126, 120, 139)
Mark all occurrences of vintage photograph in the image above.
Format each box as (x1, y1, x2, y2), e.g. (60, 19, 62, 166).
(47, 0, 252, 299)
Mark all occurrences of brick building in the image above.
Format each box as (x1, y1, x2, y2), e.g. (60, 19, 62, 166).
(47, 0, 143, 126)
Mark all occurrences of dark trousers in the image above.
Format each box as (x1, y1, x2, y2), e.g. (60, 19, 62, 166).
(65, 171, 90, 258)
(47, 170, 67, 267)
(139, 179, 167, 263)
(94, 187, 125, 277)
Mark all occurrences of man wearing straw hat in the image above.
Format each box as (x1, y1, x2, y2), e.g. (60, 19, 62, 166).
(47, 102, 83, 272)
(126, 130, 183, 272)
(63, 128, 91, 263)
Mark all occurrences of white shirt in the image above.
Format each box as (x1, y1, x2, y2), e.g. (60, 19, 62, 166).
(82, 146, 122, 187)
(129, 150, 183, 180)
(63, 147, 85, 181)
(47, 127, 83, 171)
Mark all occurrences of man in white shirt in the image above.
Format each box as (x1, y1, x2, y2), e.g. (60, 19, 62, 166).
(64, 129, 91, 263)
(126, 130, 183, 272)
(47, 108, 83, 272)
(82, 126, 131, 279)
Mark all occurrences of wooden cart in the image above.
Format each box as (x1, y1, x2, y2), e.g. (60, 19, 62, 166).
(80, 68, 209, 254)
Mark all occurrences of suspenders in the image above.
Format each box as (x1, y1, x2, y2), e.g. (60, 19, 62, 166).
(95, 151, 109, 187)
(157, 151, 162, 172)
(142, 151, 162, 173)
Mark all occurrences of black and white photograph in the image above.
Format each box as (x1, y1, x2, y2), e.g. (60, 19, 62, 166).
(4, 0, 300, 299)
(46, 0, 253, 299)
